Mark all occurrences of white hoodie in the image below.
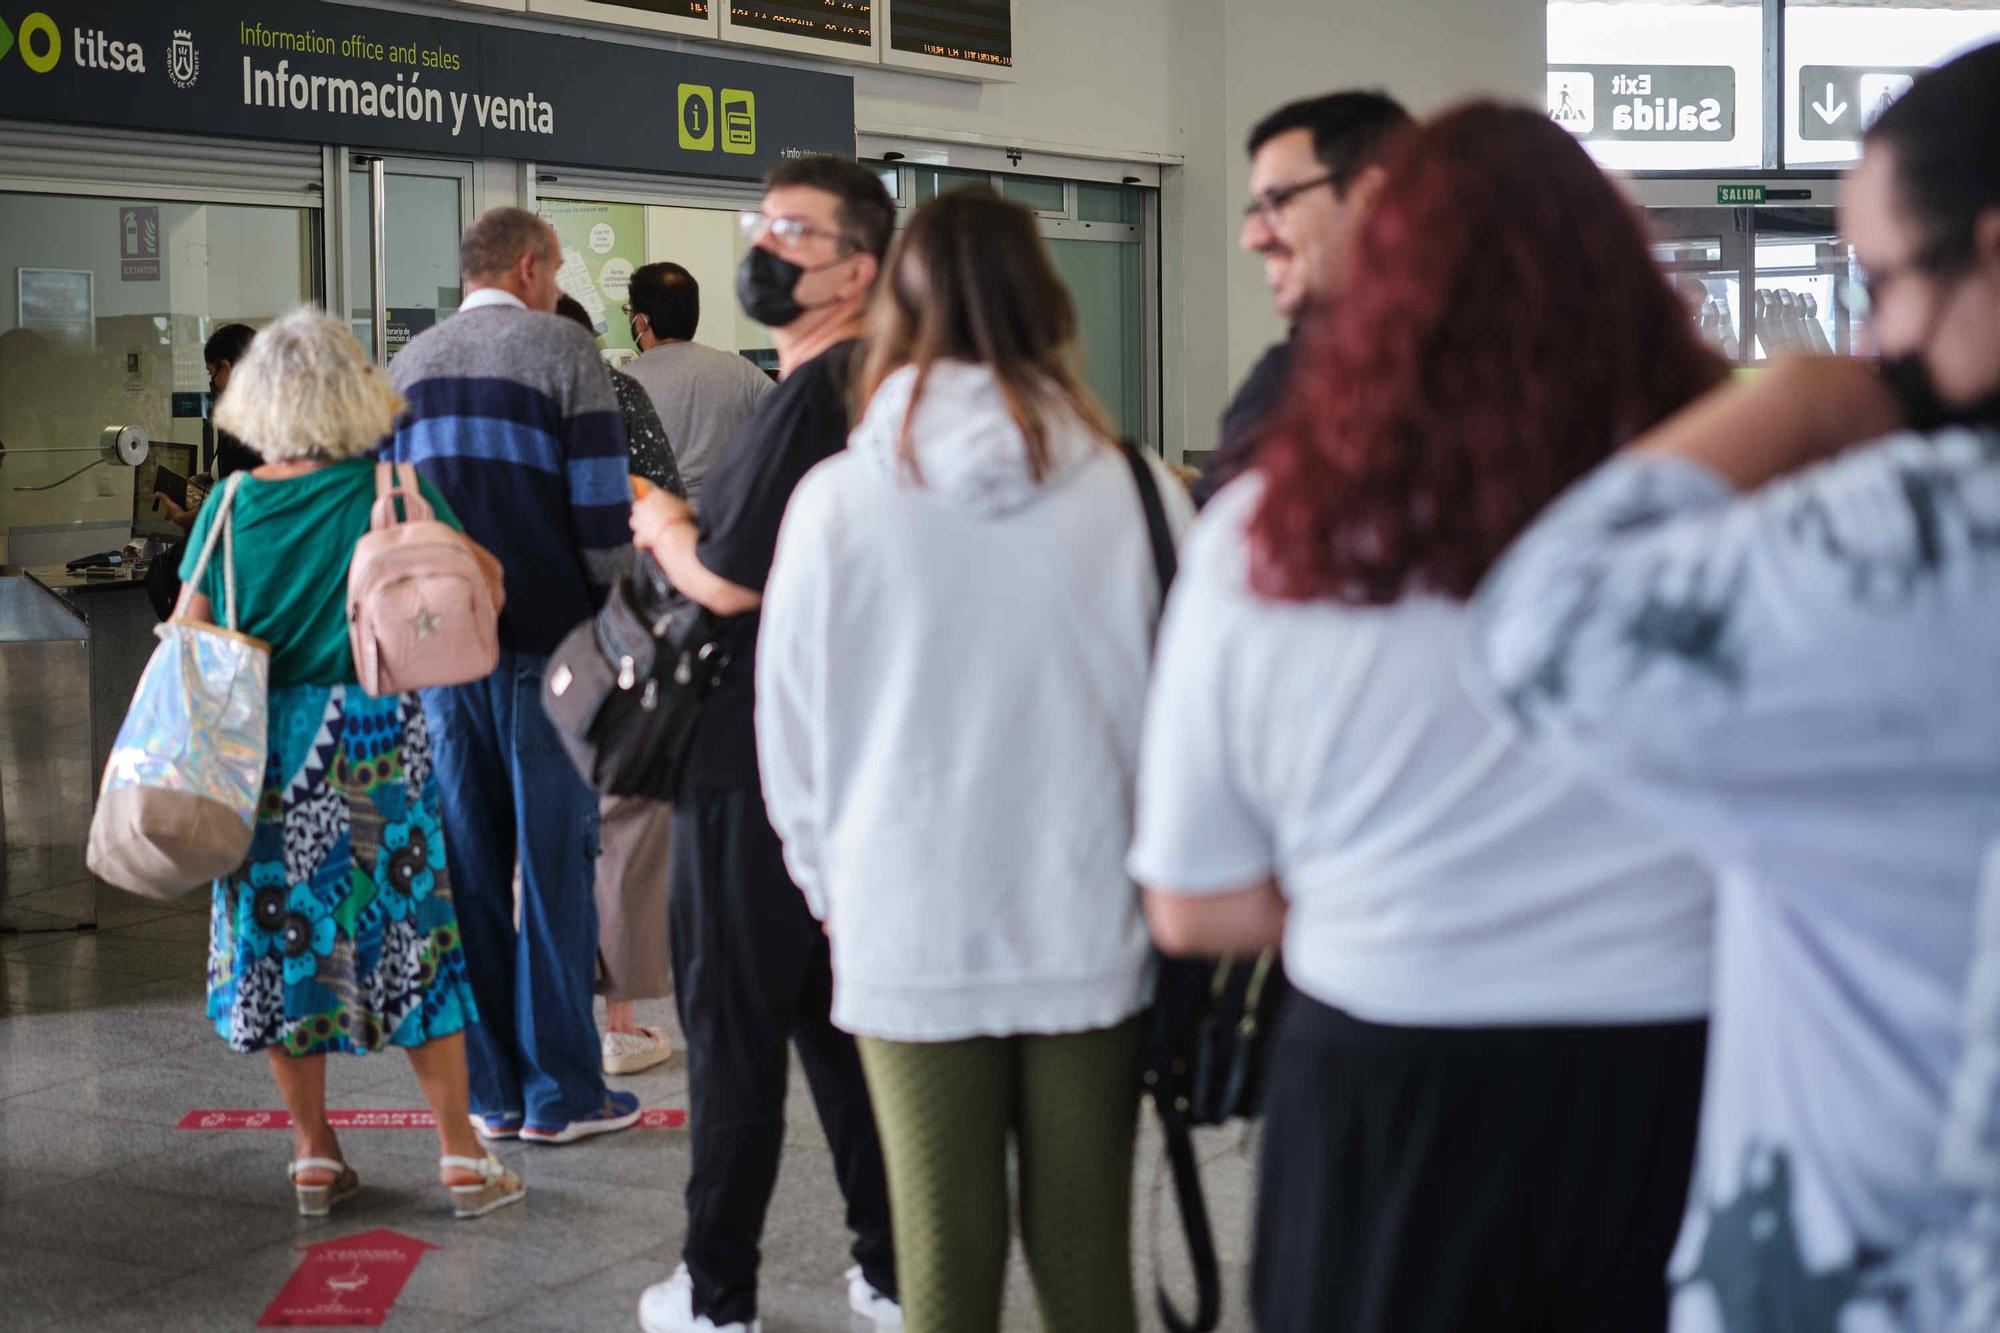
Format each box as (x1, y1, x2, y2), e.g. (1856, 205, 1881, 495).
(757, 361, 1194, 1041)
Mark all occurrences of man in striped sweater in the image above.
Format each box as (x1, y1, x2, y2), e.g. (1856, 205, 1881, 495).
(384, 207, 643, 1144)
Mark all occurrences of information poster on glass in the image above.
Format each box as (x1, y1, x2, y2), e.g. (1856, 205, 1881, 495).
(538, 199, 648, 364)
(17, 269, 95, 350)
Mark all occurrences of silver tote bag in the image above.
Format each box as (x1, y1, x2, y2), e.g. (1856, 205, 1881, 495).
(86, 474, 270, 900)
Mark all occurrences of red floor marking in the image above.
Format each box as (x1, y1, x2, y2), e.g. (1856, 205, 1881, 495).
(178, 1108, 687, 1130)
(258, 1228, 437, 1328)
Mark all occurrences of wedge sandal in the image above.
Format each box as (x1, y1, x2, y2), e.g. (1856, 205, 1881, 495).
(441, 1153, 526, 1219)
(288, 1157, 360, 1217)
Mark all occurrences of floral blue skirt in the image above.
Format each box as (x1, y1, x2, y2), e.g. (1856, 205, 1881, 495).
(207, 684, 477, 1056)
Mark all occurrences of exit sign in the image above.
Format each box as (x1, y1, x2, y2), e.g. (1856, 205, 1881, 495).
(1718, 184, 1766, 205)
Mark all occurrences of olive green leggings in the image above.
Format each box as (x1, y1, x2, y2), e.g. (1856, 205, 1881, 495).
(856, 1018, 1143, 1333)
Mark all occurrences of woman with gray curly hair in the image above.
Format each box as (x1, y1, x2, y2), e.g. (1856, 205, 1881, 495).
(177, 306, 523, 1220)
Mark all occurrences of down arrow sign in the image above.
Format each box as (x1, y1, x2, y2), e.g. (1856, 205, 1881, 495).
(1813, 82, 1850, 125)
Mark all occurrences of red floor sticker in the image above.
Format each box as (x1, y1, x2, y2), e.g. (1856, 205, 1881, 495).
(178, 1108, 687, 1130)
(258, 1228, 437, 1327)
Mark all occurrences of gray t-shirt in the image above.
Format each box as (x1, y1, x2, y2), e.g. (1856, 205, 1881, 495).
(622, 340, 773, 508)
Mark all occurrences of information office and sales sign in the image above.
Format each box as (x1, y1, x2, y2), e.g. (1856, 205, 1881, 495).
(0, 0, 854, 182)
(1548, 65, 1736, 141)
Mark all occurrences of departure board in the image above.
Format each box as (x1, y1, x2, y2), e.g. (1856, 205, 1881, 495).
(588, 0, 708, 15)
(727, 0, 872, 47)
(528, 0, 713, 32)
(888, 0, 1011, 68)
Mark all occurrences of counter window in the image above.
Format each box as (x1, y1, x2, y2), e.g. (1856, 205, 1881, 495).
(0, 192, 318, 566)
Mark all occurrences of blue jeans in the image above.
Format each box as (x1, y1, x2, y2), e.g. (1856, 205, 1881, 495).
(422, 652, 605, 1128)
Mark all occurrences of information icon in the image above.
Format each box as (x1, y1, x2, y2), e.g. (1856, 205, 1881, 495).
(678, 84, 715, 151)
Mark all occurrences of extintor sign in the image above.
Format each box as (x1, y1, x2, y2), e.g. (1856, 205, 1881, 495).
(1548, 64, 1737, 142)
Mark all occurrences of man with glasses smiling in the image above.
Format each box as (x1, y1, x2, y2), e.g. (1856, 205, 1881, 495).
(632, 156, 900, 1333)
(1194, 90, 1409, 507)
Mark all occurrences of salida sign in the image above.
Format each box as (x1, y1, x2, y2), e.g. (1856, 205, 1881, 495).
(1549, 65, 1736, 142)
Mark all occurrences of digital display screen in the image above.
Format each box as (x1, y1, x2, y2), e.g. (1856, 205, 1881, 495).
(889, 0, 1010, 67)
(584, 0, 710, 15)
(728, 1, 871, 46)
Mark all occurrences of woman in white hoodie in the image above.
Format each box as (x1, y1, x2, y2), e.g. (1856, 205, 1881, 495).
(756, 189, 1192, 1333)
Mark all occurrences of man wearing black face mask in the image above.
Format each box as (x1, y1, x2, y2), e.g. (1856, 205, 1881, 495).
(1466, 41, 2000, 1333)
(631, 156, 900, 1333)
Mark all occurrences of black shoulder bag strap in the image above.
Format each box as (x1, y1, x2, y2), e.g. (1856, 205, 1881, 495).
(1118, 441, 1222, 1333)
(1120, 440, 1179, 606)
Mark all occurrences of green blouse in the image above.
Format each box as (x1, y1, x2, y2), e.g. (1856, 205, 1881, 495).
(179, 459, 463, 689)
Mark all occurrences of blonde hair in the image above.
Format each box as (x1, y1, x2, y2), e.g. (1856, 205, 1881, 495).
(211, 307, 403, 462)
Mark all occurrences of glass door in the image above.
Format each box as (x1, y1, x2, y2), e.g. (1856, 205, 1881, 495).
(347, 156, 475, 366)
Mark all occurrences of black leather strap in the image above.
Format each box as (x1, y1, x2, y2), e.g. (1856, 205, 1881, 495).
(1121, 445, 1218, 1330)
(1155, 1106, 1222, 1333)
(1119, 440, 1179, 604)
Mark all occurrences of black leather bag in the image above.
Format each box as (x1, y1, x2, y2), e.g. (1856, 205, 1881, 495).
(542, 556, 728, 801)
(1118, 441, 1289, 1333)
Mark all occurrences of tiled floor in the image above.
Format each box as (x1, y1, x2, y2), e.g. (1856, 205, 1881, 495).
(1, 889, 1256, 1331)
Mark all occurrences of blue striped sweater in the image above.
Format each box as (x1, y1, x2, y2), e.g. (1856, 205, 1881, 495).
(383, 304, 632, 656)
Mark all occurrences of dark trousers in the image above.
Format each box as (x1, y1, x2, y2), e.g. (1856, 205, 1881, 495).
(421, 652, 606, 1129)
(1254, 991, 1707, 1333)
(670, 785, 896, 1324)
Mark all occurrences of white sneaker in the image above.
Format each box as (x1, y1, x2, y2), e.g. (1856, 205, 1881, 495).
(602, 1025, 675, 1075)
(845, 1266, 903, 1329)
(637, 1264, 761, 1333)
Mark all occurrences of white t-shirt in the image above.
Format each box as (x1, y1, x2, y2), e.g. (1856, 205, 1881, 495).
(1127, 478, 1713, 1027)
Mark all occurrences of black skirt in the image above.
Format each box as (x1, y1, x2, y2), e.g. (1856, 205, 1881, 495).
(1253, 990, 1706, 1333)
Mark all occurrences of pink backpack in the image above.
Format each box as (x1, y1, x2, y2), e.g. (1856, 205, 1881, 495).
(347, 463, 506, 695)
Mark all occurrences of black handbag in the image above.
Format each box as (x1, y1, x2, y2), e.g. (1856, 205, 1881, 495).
(1119, 440, 1290, 1333)
(541, 555, 729, 801)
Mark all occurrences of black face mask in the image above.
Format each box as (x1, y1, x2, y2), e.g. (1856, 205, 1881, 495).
(1879, 353, 2000, 432)
(736, 245, 850, 329)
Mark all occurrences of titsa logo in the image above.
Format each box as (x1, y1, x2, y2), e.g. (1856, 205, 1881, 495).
(0, 12, 147, 75)
(0, 13, 64, 74)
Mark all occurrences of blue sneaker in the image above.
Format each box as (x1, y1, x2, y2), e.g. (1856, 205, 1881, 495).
(520, 1090, 642, 1144)
(469, 1111, 523, 1141)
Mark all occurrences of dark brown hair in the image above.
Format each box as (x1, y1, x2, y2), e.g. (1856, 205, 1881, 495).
(765, 156, 896, 261)
(857, 189, 1111, 483)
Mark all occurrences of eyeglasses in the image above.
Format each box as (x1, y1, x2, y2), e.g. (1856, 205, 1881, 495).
(1243, 173, 1340, 228)
(738, 211, 850, 251)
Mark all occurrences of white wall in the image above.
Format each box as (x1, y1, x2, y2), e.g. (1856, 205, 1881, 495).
(851, 0, 1545, 459)
(1213, 0, 1547, 395)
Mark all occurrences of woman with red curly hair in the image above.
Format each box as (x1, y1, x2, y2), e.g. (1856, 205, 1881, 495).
(1128, 104, 1727, 1332)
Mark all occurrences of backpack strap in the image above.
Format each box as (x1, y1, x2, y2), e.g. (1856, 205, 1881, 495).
(370, 460, 434, 529)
